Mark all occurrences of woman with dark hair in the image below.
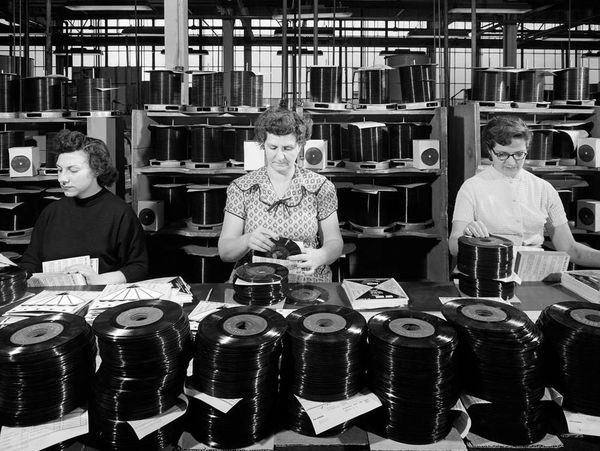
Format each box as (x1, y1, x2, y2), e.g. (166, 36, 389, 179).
(20, 129, 148, 283)
(449, 116, 600, 266)
(218, 106, 343, 281)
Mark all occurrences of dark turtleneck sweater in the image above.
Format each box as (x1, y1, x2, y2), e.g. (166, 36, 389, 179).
(20, 188, 148, 282)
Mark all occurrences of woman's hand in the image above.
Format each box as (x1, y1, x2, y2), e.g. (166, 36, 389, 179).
(288, 248, 327, 275)
(245, 228, 279, 253)
(64, 264, 101, 284)
(463, 220, 490, 238)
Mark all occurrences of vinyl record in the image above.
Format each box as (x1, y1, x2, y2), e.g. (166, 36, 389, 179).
(255, 237, 302, 260)
(235, 262, 289, 283)
(282, 304, 367, 401)
(286, 284, 329, 306)
(0, 265, 28, 306)
(457, 235, 513, 280)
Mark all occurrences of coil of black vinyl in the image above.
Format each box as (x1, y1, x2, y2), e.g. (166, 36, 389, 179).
(0, 265, 28, 306)
(394, 182, 432, 224)
(44, 131, 60, 168)
(457, 235, 513, 279)
(348, 185, 398, 227)
(472, 69, 510, 102)
(311, 123, 342, 161)
(190, 71, 224, 107)
(281, 304, 367, 402)
(233, 263, 289, 306)
(513, 70, 546, 103)
(0, 187, 40, 231)
(334, 182, 353, 224)
(189, 306, 285, 447)
(537, 301, 600, 416)
(397, 64, 436, 104)
(189, 124, 225, 163)
(442, 298, 546, 445)
(223, 125, 254, 162)
(0, 130, 25, 171)
(0, 313, 96, 426)
(230, 71, 263, 107)
(348, 122, 388, 162)
(148, 124, 188, 161)
(458, 274, 516, 300)
(148, 70, 183, 105)
(364, 311, 459, 444)
(21, 75, 68, 112)
(91, 300, 192, 421)
(528, 127, 555, 161)
(186, 184, 227, 226)
(386, 122, 431, 160)
(553, 67, 589, 101)
(151, 183, 188, 222)
(355, 67, 390, 104)
(308, 66, 342, 104)
(0, 73, 18, 112)
(76, 77, 112, 111)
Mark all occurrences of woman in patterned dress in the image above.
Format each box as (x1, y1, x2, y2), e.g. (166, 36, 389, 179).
(218, 106, 343, 282)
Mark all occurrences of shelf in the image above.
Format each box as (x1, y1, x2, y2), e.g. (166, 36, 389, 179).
(0, 175, 58, 182)
(477, 164, 600, 174)
(0, 116, 85, 124)
(0, 236, 31, 245)
(479, 107, 596, 115)
(139, 166, 245, 176)
(341, 226, 442, 239)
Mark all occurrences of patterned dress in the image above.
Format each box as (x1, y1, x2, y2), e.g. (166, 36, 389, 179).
(225, 166, 338, 282)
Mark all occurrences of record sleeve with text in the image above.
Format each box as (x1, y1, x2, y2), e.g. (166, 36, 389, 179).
(341, 278, 408, 310)
(561, 270, 600, 303)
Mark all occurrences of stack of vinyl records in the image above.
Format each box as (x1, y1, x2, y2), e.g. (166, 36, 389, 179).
(281, 305, 367, 436)
(0, 313, 96, 426)
(91, 300, 192, 450)
(188, 306, 286, 448)
(0, 264, 28, 306)
(537, 302, 600, 416)
(364, 311, 459, 444)
(233, 262, 289, 306)
(457, 235, 515, 300)
(442, 299, 546, 445)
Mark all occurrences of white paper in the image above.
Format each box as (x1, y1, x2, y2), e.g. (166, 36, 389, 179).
(128, 394, 188, 439)
(42, 255, 91, 273)
(183, 384, 242, 414)
(563, 410, 600, 437)
(0, 253, 17, 267)
(187, 301, 226, 322)
(295, 390, 382, 435)
(28, 272, 87, 287)
(0, 315, 28, 327)
(459, 393, 491, 410)
(451, 398, 471, 439)
(0, 202, 23, 210)
(0, 408, 88, 451)
(5, 290, 98, 316)
(514, 250, 570, 282)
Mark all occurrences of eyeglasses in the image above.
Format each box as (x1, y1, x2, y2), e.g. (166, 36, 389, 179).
(491, 149, 528, 161)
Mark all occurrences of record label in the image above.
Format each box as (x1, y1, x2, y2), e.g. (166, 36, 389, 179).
(569, 308, 600, 328)
(223, 314, 269, 336)
(461, 304, 507, 322)
(388, 317, 435, 338)
(289, 287, 321, 303)
(116, 306, 164, 327)
(10, 322, 64, 345)
(303, 312, 346, 333)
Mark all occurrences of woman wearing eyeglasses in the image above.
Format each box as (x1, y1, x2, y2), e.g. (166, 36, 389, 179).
(449, 116, 600, 266)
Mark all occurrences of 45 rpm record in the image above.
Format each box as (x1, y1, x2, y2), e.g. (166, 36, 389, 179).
(459, 235, 513, 249)
(235, 262, 289, 283)
(286, 304, 366, 340)
(256, 237, 302, 260)
(368, 310, 457, 349)
(286, 284, 328, 306)
(441, 298, 529, 333)
(92, 299, 185, 339)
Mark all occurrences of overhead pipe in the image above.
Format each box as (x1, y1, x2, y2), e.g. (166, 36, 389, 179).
(282, 0, 288, 104)
(45, 0, 52, 74)
(313, 0, 318, 65)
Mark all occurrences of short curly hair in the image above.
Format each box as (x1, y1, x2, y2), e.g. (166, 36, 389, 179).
(254, 106, 312, 147)
(52, 129, 118, 187)
(481, 116, 532, 154)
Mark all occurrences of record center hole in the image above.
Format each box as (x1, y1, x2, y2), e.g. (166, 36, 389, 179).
(476, 309, 493, 317)
(27, 328, 47, 338)
(236, 321, 249, 330)
(317, 319, 333, 328)
(586, 313, 600, 323)
(402, 323, 420, 331)
(131, 313, 148, 322)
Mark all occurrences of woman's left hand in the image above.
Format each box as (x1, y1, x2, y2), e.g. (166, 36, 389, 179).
(288, 249, 327, 275)
(64, 264, 101, 284)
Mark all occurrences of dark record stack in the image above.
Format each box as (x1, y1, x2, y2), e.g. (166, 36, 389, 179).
(0, 265, 28, 306)
(151, 183, 188, 223)
(0, 313, 96, 426)
(396, 64, 436, 104)
(553, 67, 589, 102)
(348, 184, 398, 228)
(364, 311, 459, 444)
(0, 187, 41, 233)
(537, 302, 600, 416)
(308, 66, 343, 104)
(77, 78, 113, 111)
(472, 69, 510, 102)
(189, 124, 226, 163)
(190, 72, 224, 107)
(188, 306, 286, 448)
(230, 71, 263, 108)
(311, 123, 342, 161)
(186, 185, 227, 227)
(233, 262, 289, 306)
(148, 124, 188, 162)
(148, 70, 183, 105)
(281, 305, 367, 436)
(347, 122, 388, 162)
(91, 300, 192, 450)
(457, 235, 515, 300)
(223, 125, 255, 163)
(442, 299, 547, 445)
(354, 67, 390, 105)
(0, 73, 18, 114)
(21, 75, 68, 112)
(386, 122, 431, 160)
(394, 182, 432, 225)
(285, 284, 329, 307)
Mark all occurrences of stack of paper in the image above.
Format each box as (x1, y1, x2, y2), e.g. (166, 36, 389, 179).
(561, 270, 600, 303)
(341, 278, 409, 310)
(4, 290, 99, 317)
(27, 255, 98, 287)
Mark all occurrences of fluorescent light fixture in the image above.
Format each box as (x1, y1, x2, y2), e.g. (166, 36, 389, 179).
(54, 47, 103, 55)
(273, 7, 352, 20)
(449, 7, 531, 14)
(543, 37, 599, 42)
(65, 2, 152, 11)
(160, 48, 209, 55)
(121, 26, 164, 36)
(276, 48, 324, 56)
(407, 29, 469, 39)
(274, 27, 334, 38)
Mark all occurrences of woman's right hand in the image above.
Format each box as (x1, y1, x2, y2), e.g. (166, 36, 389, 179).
(463, 220, 489, 238)
(245, 228, 279, 253)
